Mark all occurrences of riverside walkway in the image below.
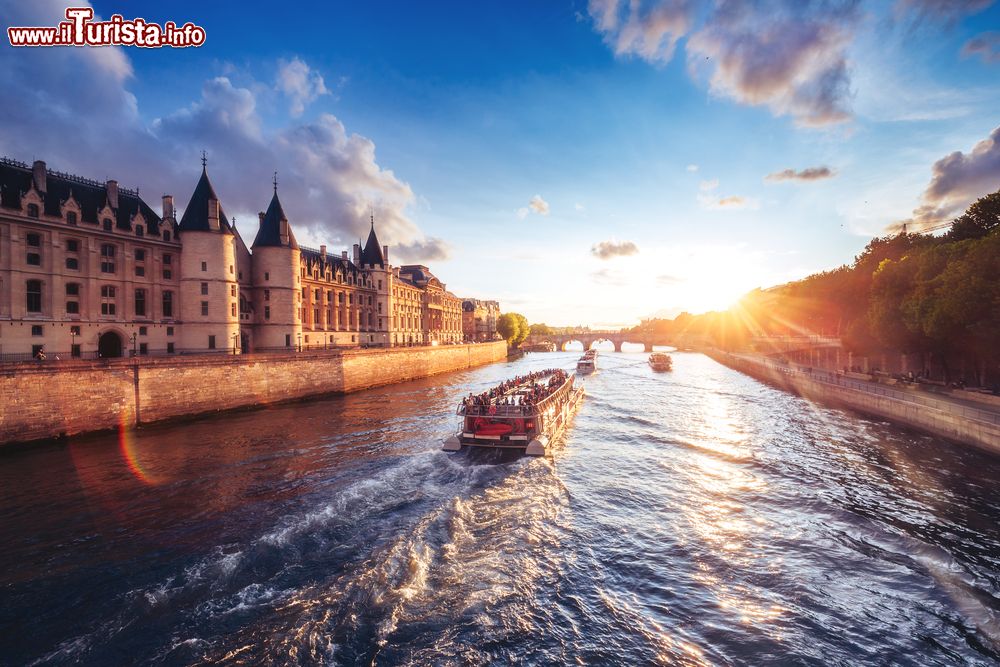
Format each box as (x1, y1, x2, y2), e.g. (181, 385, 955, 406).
(711, 351, 1000, 454)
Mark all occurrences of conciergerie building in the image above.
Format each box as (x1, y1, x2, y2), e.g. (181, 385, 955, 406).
(0, 156, 467, 359)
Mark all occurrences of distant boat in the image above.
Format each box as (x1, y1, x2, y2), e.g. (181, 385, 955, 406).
(577, 349, 597, 373)
(649, 351, 672, 372)
(443, 369, 584, 456)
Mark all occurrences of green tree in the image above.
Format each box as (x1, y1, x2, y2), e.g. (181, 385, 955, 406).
(513, 313, 530, 346)
(497, 313, 522, 346)
(529, 323, 553, 336)
(947, 191, 1000, 241)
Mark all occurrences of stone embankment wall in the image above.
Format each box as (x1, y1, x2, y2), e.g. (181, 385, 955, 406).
(707, 350, 1000, 456)
(0, 342, 508, 445)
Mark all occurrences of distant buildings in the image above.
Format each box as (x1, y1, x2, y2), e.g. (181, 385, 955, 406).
(0, 156, 465, 359)
(461, 298, 500, 342)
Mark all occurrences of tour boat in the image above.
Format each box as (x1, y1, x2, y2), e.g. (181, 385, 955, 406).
(443, 369, 585, 456)
(576, 349, 598, 373)
(648, 351, 673, 372)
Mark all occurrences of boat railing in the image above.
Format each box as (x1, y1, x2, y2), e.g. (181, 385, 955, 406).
(457, 374, 574, 417)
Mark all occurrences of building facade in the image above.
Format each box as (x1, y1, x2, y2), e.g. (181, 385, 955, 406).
(0, 157, 464, 359)
(461, 298, 500, 342)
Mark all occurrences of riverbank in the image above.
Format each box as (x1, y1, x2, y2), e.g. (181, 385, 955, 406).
(0, 341, 507, 446)
(706, 350, 1000, 456)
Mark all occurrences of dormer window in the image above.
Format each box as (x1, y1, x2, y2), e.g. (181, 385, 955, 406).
(66, 211, 77, 225)
(27, 204, 39, 218)
(135, 226, 144, 237)
(103, 218, 113, 231)
(163, 231, 171, 242)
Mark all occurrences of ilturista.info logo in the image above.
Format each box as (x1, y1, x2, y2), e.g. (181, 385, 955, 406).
(7, 7, 206, 48)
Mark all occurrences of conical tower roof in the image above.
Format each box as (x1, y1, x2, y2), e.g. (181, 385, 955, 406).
(252, 188, 298, 249)
(178, 165, 233, 234)
(359, 216, 385, 266)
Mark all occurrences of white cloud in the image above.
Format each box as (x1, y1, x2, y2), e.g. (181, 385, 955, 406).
(528, 194, 550, 215)
(591, 239, 640, 259)
(276, 57, 330, 117)
(0, 8, 442, 259)
(699, 178, 719, 191)
(575, 202, 586, 211)
(686, 164, 699, 172)
(698, 193, 759, 210)
(516, 207, 530, 219)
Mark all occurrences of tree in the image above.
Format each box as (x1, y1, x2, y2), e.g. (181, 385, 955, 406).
(947, 191, 1000, 241)
(529, 323, 553, 336)
(513, 313, 529, 346)
(497, 313, 522, 346)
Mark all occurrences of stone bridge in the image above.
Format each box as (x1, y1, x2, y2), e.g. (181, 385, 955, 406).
(523, 332, 691, 353)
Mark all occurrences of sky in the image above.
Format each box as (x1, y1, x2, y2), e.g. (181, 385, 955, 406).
(2, 0, 1000, 328)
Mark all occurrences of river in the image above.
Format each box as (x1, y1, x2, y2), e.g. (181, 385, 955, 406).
(2, 351, 1000, 665)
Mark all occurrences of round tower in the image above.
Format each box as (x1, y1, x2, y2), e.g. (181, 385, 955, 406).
(250, 183, 301, 350)
(177, 163, 240, 353)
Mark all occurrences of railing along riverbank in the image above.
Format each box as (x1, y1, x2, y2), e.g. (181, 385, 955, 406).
(708, 350, 1000, 455)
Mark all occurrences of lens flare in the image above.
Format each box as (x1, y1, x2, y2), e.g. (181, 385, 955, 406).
(118, 411, 160, 485)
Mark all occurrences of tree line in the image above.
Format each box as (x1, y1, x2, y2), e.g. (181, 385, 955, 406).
(632, 189, 1000, 385)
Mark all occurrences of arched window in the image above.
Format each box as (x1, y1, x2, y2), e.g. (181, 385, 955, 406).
(26, 280, 42, 312)
(26, 203, 39, 218)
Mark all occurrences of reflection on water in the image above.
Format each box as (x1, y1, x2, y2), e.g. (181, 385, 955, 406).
(2, 352, 1000, 665)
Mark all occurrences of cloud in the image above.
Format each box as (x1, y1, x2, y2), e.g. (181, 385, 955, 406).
(698, 192, 759, 210)
(699, 178, 719, 191)
(686, 164, 699, 172)
(591, 239, 639, 259)
(590, 268, 629, 286)
(0, 5, 438, 257)
(516, 207, 530, 219)
(896, 125, 1000, 229)
(392, 237, 452, 263)
(962, 32, 1000, 63)
(717, 195, 748, 207)
(764, 166, 835, 182)
(895, 0, 995, 22)
(575, 202, 586, 211)
(588, 0, 697, 62)
(276, 57, 330, 117)
(588, 0, 859, 127)
(686, 0, 858, 127)
(656, 273, 684, 285)
(528, 194, 550, 215)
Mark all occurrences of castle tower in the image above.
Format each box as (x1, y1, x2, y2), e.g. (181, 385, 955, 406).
(177, 161, 240, 353)
(251, 181, 301, 349)
(359, 215, 390, 346)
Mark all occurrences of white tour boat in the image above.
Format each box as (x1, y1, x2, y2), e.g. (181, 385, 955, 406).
(443, 369, 584, 456)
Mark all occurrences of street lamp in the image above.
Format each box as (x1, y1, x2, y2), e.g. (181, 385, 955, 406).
(297, 332, 302, 352)
(232, 332, 239, 355)
(130, 332, 137, 357)
(70, 328, 78, 358)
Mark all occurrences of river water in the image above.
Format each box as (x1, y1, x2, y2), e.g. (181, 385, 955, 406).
(2, 351, 1000, 666)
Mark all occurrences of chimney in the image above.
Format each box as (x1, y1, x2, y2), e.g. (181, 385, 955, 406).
(353, 243, 360, 263)
(106, 180, 118, 209)
(320, 244, 327, 257)
(32, 160, 47, 193)
(258, 211, 265, 227)
(342, 250, 348, 260)
(162, 194, 174, 220)
(207, 198, 219, 230)
(383, 245, 389, 264)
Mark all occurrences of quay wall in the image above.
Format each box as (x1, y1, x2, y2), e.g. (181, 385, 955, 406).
(707, 350, 1000, 456)
(0, 341, 507, 445)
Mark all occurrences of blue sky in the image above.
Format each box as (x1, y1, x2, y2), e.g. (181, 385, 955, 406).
(3, 1, 1000, 327)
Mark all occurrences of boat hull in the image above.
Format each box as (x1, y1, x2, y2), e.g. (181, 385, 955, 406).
(444, 386, 584, 456)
